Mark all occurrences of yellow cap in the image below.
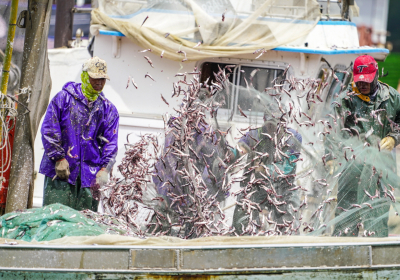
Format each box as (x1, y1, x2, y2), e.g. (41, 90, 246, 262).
(82, 56, 110, 80)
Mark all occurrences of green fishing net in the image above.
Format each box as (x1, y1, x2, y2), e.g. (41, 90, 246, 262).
(0, 203, 138, 242)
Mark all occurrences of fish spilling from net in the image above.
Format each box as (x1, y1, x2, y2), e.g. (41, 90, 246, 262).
(98, 63, 399, 239)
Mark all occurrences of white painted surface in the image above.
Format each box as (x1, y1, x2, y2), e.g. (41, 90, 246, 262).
(93, 35, 196, 116)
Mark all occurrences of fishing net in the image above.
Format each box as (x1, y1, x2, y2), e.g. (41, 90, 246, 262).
(96, 61, 400, 239)
(0, 203, 141, 242)
(90, 0, 321, 61)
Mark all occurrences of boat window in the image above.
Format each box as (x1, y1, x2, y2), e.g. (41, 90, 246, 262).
(237, 66, 284, 117)
(308, 65, 332, 119)
(200, 62, 236, 110)
(325, 65, 352, 105)
(200, 62, 285, 118)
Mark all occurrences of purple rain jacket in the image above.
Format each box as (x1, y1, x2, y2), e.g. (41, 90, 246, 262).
(39, 81, 119, 188)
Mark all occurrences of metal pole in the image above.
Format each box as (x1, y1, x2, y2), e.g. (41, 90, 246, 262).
(54, 0, 74, 48)
(341, 0, 350, 20)
(0, 0, 20, 94)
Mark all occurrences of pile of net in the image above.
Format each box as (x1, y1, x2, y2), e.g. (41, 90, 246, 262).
(98, 62, 400, 239)
(0, 203, 141, 242)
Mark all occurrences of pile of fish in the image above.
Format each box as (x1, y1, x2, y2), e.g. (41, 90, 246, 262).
(80, 209, 140, 237)
(98, 134, 159, 237)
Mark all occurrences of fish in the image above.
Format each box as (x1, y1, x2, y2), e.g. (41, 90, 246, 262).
(67, 146, 78, 158)
(98, 135, 110, 143)
(47, 220, 63, 227)
(141, 16, 149, 27)
(131, 78, 138, 89)
(144, 56, 154, 68)
(237, 105, 247, 118)
(3, 240, 18, 245)
(145, 73, 156, 81)
(177, 50, 187, 62)
(222, 9, 226, 21)
(5, 214, 19, 221)
(160, 94, 169, 106)
(193, 42, 202, 48)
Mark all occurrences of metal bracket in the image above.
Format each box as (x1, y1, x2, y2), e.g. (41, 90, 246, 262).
(112, 36, 122, 58)
(72, 7, 92, 13)
(16, 10, 27, 28)
(300, 52, 306, 75)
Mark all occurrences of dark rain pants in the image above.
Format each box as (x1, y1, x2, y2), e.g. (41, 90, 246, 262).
(43, 174, 98, 211)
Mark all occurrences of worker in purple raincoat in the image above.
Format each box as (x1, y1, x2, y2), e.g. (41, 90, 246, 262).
(39, 57, 119, 211)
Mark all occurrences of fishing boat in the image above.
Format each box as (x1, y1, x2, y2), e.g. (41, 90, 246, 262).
(15, 1, 400, 279)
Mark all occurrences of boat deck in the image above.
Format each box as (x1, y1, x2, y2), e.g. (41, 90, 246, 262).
(1, 241, 400, 279)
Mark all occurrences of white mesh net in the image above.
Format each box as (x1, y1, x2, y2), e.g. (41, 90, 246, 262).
(91, 0, 321, 61)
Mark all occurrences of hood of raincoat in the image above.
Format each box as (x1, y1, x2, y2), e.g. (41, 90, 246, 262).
(39, 81, 119, 188)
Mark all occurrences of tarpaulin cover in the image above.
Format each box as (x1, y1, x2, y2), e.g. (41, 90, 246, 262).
(90, 0, 321, 61)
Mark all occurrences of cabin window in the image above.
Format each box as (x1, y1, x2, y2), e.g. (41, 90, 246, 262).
(316, 64, 351, 117)
(325, 65, 352, 105)
(200, 62, 236, 110)
(200, 62, 285, 119)
(237, 66, 284, 116)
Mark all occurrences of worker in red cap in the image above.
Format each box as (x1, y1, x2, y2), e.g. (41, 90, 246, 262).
(326, 54, 400, 237)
